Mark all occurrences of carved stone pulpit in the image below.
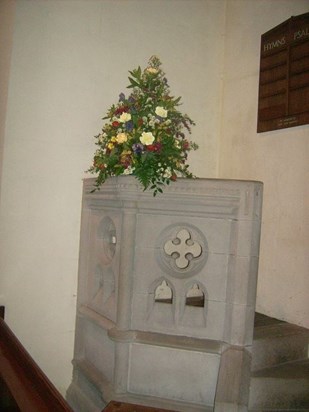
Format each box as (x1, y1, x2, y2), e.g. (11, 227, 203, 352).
(67, 176, 263, 412)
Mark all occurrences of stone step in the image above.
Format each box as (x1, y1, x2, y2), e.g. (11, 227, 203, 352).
(250, 314, 309, 411)
(252, 313, 309, 371)
(249, 359, 309, 411)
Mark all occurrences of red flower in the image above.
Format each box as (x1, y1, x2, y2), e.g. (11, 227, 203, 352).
(114, 106, 129, 115)
(146, 144, 156, 152)
(94, 161, 105, 170)
(171, 174, 177, 181)
(146, 142, 162, 152)
(182, 140, 190, 150)
(112, 121, 120, 128)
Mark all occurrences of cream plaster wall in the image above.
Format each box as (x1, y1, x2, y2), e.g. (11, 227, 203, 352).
(0, 0, 15, 204)
(219, 0, 309, 328)
(0, 0, 225, 394)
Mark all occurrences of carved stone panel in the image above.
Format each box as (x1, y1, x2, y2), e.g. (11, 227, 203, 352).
(86, 211, 120, 322)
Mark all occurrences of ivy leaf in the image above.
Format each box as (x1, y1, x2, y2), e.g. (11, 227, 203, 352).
(128, 77, 140, 88)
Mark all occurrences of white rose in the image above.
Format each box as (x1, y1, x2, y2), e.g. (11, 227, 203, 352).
(123, 166, 135, 175)
(140, 132, 155, 146)
(163, 167, 172, 178)
(119, 112, 131, 123)
(155, 106, 168, 118)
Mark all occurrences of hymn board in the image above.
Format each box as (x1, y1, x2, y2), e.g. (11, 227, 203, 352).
(257, 12, 309, 132)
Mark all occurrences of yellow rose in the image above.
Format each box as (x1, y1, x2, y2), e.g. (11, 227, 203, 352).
(146, 67, 158, 74)
(116, 133, 128, 144)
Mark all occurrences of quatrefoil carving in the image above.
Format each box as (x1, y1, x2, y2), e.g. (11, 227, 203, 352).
(164, 229, 202, 269)
(156, 223, 208, 278)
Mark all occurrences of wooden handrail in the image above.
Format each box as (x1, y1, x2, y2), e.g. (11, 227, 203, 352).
(0, 307, 74, 412)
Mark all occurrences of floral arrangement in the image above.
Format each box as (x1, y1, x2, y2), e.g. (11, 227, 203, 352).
(88, 56, 198, 196)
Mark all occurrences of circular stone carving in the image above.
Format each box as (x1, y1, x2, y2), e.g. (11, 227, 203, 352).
(156, 223, 208, 278)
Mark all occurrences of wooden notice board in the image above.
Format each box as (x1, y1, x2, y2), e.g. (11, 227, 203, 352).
(257, 12, 309, 133)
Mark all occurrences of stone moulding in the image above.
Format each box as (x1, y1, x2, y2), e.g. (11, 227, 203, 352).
(67, 176, 263, 412)
(108, 327, 223, 355)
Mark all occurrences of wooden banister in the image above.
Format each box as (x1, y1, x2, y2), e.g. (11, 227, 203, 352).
(0, 307, 74, 412)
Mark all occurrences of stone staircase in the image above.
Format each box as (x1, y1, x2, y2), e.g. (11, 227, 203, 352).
(249, 313, 309, 411)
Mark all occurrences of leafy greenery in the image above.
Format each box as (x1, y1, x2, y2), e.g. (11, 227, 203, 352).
(88, 56, 198, 196)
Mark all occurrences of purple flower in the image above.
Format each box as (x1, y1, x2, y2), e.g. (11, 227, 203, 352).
(155, 115, 164, 122)
(125, 120, 134, 131)
(130, 106, 137, 114)
(128, 95, 135, 104)
(119, 93, 125, 102)
(132, 143, 144, 154)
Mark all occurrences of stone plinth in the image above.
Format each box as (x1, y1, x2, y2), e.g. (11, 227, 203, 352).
(67, 176, 263, 412)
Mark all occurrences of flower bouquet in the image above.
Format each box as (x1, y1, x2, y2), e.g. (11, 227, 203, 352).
(89, 56, 198, 196)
